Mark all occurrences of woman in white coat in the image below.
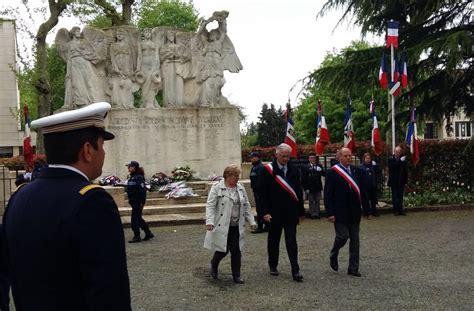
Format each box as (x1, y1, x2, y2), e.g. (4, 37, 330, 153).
(204, 165, 256, 284)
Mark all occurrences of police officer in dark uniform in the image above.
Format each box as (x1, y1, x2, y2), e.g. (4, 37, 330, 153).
(249, 152, 265, 233)
(3, 102, 131, 310)
(360, 153, 381, 218)
(301, 153, 325, 219)
(126, 161, 154, 243)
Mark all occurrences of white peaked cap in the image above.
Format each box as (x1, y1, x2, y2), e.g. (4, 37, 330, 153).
(31, 102, 115, 140)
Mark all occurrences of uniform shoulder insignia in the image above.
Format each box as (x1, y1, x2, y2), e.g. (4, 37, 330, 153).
(13, 183, 28, 193)
(79, 184, 103, 195)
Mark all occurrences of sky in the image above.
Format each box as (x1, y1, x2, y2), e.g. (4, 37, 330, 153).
(2, 0, 382, 124)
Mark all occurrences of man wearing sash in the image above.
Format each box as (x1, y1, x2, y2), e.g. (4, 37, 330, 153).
(324, 147, 367, 277)
(261, 143, 305, 282)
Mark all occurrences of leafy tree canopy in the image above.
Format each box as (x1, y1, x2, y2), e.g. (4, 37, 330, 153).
(315, 0, 473, 127)
(294, 41, 388, 145)
(256, 103, 287, 147)
(137, 0, 199, 31)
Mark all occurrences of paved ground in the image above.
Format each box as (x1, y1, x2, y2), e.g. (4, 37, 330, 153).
(125, 210, 474, 310)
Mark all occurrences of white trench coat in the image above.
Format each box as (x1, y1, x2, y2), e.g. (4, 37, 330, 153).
(203, 179, 256, 252)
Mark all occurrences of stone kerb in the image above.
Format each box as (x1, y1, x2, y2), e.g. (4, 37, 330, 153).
(103, 106, 241, 180)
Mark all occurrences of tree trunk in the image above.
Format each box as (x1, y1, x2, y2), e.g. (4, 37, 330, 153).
(34, 0, 67, 153)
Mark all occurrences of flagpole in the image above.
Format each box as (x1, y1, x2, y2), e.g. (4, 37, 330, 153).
(390, 36, 396, 152)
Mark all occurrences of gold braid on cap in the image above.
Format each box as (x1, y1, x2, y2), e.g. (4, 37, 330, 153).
(41, 116, 105, 134)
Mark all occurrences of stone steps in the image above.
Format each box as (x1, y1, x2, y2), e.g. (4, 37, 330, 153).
(119, 203, 206, 216)
(144, 196, 207, 206)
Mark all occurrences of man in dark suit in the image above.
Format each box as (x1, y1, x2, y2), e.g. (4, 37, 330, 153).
(3, 102, 131, 310)
(261, 143, 305, 282)
(324, 147, 367, 277)
(388, 146, 408, 216)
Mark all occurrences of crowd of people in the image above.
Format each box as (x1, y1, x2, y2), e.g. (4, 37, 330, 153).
(0, 101, 410, 309)
(209, 143, 408, 283)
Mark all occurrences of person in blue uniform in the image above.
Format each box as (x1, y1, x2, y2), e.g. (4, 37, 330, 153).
(249, 151, 265, 233)
(359, 153, 381, 218)
(261, 143, 305, 282)
(325, 147, 367, 277)
(301, 153, 325, 219)
(2, 102, 131, 310)
(126, 161, 154, 243)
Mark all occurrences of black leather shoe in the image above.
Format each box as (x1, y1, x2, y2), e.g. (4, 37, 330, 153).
(310, 215, 320, 219)
(292, 272, 304, 282)
(348, 270, 362, 277)
(269, 268, 279, 276)
(398, 212, 407, 216)
(143, 233, 154, 241)
(251, 228, 265, 234)
(128, 236, 141, 243)
(210, 265, 218, 280)
(233, 276, 245, 284)
(330, 259, 338, 272)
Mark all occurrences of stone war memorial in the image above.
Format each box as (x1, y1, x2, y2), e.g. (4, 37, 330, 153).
(54, 11, 242, 179)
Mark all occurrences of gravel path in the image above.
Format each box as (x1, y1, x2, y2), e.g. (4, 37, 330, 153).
(124, 210, 474, 310)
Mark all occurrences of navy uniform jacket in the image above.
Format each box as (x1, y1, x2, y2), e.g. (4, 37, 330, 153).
(249, 160, 264, 193)
(260, 160, 305, 225)
(324, 165, 367, 224)
(3, 167, 131, 311)
(126, 173, 147, 203)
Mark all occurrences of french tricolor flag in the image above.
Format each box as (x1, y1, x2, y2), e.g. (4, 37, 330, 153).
(315, 100, 330, 156)
(386, 21, 399, 48)
(343, 99, 356, 152)
(23, 104, 34, 168)
(379, 51, 388, 89)
(370, 99, 383, 156)
(406, 108, 419, 166)
(400, 52, 408, 88)
(284, 104, 298, 158)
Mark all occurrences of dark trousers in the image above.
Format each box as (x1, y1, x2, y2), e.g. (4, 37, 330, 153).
(330, 222, 360, 272)
(0, 276, 9, 311)
(363, 188, 378, 216)
(253, 192, 264, 229)
(130, 200, 151, 237)
(391, 187, 405, 214)
(211, 226, 241, 277)
(267, 222, 299, 274)
(308, 191, 321, 216)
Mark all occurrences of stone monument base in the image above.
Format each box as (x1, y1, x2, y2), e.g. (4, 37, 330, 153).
(103, 107, 241, 180)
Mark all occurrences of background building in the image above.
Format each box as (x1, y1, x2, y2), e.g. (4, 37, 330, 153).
(424, 110, 473, 140)
(0, 19, 34, 158)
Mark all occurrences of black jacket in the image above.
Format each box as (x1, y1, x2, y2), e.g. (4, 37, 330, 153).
(359, 162, 381, 190)
(260, 160, 305, 225)
(387, 156, 408, 188)
(3, 167, 131, 311)
(324, 164, 367, 224)
(126, 173, 147, 203)
(249, 160, 264, 192)
(301, 162, 325, 192)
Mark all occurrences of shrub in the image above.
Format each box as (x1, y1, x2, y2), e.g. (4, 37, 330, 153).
(2, 154, 47, 170)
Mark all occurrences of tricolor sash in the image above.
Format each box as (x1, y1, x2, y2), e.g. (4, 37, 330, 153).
(264, 163, 298, 202)
(332, 164, 361, 200)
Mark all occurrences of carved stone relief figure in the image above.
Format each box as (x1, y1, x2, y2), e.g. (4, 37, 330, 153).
(159, 31, 191, 107)
(192, 11, 242, 106)
(55, 26, 109, 110)
(136, 28, 161, 108)
(108, 28, 138, 108)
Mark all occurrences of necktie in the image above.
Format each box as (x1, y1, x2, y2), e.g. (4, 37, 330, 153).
(282, 166, 287, 177)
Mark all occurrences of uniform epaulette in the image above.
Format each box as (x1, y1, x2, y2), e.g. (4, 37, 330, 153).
(79, 184, 103, 195)
(13, 183, 28, 193)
